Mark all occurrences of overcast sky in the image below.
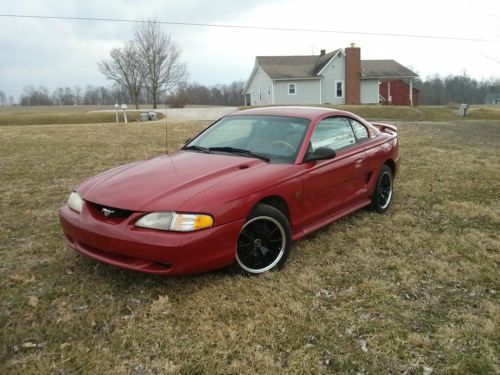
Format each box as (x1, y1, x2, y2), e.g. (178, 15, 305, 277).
(1, 0, 499, 100)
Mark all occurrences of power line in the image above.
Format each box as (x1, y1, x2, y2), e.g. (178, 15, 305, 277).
(0, 13, 489, 42)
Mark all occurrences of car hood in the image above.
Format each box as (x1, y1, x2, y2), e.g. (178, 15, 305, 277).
(79, 151, 267, 212)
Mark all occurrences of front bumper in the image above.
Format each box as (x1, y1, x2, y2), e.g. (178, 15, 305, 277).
(59, 205, 244, 276)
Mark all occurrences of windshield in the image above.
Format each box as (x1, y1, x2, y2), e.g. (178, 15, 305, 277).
(185, 115, 310, 163)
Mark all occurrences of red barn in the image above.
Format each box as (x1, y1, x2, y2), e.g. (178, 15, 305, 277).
(379, 80, 420, 106)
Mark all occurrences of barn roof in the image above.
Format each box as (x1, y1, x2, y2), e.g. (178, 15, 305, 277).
(361, 60, 418, 78)
(485, 93, 500, 101)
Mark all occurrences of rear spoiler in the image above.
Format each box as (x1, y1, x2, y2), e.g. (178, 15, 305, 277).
(372, 122, 397, 134)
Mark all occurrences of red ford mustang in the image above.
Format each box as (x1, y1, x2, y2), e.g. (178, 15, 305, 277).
(59, 106, 399, 276)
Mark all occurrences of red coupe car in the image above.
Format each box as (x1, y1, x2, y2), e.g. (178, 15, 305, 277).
(59, 106, 399, 276)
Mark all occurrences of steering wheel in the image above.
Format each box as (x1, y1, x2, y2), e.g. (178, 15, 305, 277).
(270, 140, 297, 154)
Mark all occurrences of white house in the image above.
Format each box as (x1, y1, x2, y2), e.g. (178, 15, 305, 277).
(243, 44, 419, 107)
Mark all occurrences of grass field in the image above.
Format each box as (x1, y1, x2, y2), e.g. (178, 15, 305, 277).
(2, 104, 500, 126)
(0, 105, 168, 126)
(1, 116, 499, 373)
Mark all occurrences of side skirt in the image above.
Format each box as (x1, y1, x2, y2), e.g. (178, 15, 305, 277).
(292, 199, 371, 241)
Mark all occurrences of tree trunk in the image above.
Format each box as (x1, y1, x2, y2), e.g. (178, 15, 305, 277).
(152, 86, 158, 109)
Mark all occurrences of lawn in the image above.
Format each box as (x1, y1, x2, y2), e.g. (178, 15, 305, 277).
(0, 118, 499, 373)
(0, 105, 167, 126)
(3, 104, 500, 126)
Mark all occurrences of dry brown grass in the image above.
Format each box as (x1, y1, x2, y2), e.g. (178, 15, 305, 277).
(0, 105, 165, 126)
(0, 117, 499, 374)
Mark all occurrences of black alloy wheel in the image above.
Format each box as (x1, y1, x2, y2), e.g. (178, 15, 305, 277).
(371, 165, 393, 213)
(233, 204, 292, 274)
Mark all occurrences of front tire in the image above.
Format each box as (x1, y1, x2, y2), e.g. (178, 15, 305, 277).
(371, 165, 393, 213)
(230, 204, 292, 275)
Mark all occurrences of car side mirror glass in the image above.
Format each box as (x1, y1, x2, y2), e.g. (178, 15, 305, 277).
(304, 147, 336, 162)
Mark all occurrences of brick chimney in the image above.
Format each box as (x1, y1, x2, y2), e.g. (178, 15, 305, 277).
(345, 43, 361, 105)
(320, 49, 326, 56)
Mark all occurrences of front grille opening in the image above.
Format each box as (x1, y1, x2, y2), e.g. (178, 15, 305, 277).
(87, 201, 134, 219)
(156, 262, 172, 269)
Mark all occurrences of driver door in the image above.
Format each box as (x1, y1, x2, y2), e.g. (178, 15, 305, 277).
(299, 116, 369, 228)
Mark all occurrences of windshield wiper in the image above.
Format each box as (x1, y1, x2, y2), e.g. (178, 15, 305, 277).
(182, 145, 211, 153)
(208, 147, 270, 162)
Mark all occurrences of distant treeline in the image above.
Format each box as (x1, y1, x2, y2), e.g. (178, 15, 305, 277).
(13, 81, 245, 107)
(18, 85, 161, 106)
(418, 75, 500, 105)
(166, 81, 245, 107)
(4, 75, 499, 107)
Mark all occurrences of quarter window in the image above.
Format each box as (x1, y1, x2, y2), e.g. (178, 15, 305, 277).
(310, 117, 356, 151)
(288, 83, 296, 95)
(349, 119, 369, 141)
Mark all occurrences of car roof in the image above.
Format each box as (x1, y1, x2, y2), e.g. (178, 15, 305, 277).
(230, 106, 351, 120)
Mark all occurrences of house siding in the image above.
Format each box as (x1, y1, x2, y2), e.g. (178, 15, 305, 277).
(360, 79, 379, 104)
(274, 80, 321, 105)
(245, 66, 273, 106)
(320, 53, 345, 105)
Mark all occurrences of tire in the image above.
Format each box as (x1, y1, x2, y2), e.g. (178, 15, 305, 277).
(371, 165, 393, 213)
(230, 204, 292, 275)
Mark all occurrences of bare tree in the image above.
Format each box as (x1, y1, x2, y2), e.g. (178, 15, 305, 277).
(52, 87, 75, 105)
(134, 20, 188, 109)
(73, 86, 82, 105)
(98, 42, 145, 109)
(0, 90, 6, 106)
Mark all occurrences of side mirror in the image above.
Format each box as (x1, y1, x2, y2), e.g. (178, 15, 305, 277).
(304, 147, 336, 162)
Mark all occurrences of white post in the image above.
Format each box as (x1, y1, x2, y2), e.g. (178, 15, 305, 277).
(272, 80, 275, 105)
(121, 104, 128, 124)
(114, 103, 119, 123)
(409, 79, 413, 107)
(319, 79, 322, 104)
(388, 81, 391, 105)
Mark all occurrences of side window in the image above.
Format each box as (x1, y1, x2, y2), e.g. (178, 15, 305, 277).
(310, 117, 356, 151)
(288, 83, 296, 95)
(349, 119, 369, 141)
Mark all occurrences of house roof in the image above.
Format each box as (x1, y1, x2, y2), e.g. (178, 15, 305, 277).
(243, 49, 419, 92)
(254, 52, 418, 80)
(361, 60, 418, 78)
(485, 93, 500, 101)
(256, 49, 341, 79)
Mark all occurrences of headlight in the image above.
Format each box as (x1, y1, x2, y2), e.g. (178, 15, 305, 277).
(135, 212, 213, 231)
(67, 192, 84, 213)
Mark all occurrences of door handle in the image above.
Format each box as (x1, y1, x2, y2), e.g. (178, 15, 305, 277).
(354, 158, 363, 167)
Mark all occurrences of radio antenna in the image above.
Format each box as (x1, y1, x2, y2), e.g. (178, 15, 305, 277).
(165, 100, 169, 154)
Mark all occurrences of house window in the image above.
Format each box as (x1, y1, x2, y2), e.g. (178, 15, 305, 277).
(288, 83, 296, 95)
(259, 87, 262, 101)
(335, 80, 344, 98)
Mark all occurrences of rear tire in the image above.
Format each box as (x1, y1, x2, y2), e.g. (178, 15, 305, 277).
(371, 165, 393, 213)
(230, 204, 292, 275)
